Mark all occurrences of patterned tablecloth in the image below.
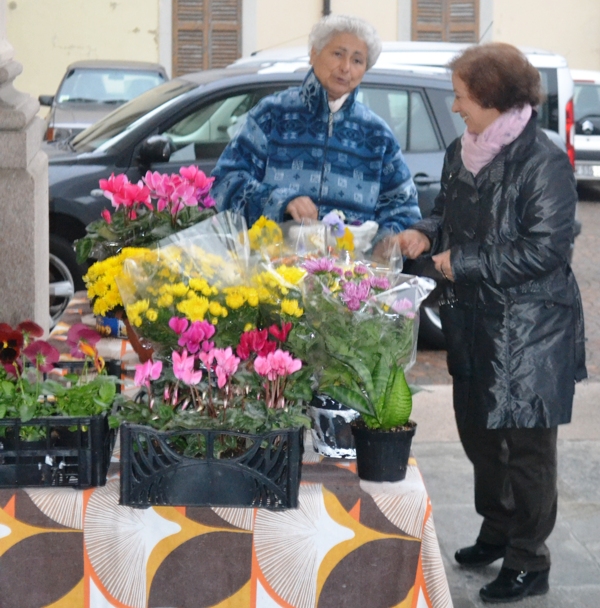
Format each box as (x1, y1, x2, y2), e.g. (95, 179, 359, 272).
(0, 295, 453, 608)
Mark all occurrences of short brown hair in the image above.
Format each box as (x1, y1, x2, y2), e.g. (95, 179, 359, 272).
(448, 42, 543, 112)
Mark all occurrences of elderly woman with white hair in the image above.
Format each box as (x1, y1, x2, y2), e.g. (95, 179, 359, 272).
(210, 14, 420, 249)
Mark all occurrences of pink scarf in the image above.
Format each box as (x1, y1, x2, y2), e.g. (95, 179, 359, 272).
(461, 105, 533, 176)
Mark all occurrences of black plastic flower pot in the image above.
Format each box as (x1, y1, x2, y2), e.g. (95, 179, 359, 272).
(351, 421, 417, 482)
(308, 394, 359, 458)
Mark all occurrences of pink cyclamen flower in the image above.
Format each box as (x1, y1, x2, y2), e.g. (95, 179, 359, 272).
(101, 209, 112, 224)
(254, 349, 302, 381)
(172, 349, 203, 385)
(169, 316, 189, 336)
(134, 359, 163, 387)
(212, 347, 240, 388)
(22, 340, 60, 373)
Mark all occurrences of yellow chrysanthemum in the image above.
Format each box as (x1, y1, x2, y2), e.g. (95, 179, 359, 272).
(248, 216, 284, 251)
(224, 288, 245, 310)
(157, 293, 174, 308)
(177, 295, 209, 321)
(146, 309, 158, 322)
(171, 282, 189, 297)
(276, 265, 306, 286)
(281, 298, 303, 317)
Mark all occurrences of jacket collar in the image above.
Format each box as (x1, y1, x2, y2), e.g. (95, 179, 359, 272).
(300, 68, 359, 116)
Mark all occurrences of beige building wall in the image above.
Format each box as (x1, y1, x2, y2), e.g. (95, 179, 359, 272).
(492, 0, 600, 70)
(252, 0, 402, 55)
(6, 0, 160, 102)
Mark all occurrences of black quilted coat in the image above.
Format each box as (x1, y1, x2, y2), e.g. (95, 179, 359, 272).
(412, 114, 587, 429)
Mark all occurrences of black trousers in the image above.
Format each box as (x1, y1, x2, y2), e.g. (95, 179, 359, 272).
(453, 383, 558, 572)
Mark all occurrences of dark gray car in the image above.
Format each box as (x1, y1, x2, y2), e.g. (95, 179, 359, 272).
(44, 65, 464, 343)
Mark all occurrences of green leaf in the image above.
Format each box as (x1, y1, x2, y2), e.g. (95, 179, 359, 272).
(99, 381, 117, 403)
(75, 237, 93, 264)
(329, 351, 374, 397)
(19, 398, 36, 423)
(320, 385, 374, 418)
(0, 402, 6, 419)
(379, 365, 412, 430)
(0, 381, 15, 397)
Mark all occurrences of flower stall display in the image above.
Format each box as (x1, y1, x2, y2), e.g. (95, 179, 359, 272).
(0, 321, 121, 487)
(111, 212, 313, 508)
(76, 166, 217, 338)
(294, 255, 435, 480)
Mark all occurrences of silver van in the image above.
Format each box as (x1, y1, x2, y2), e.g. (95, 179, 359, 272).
(571, 69, 600, 182)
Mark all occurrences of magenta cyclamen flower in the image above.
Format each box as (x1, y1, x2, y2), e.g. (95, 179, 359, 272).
(134, 359, 163, 387)
(179, 320, 216, 354)
(168, 316, 189, 335)
(303, 258, 343, 275)
(172, 350, 203, 385)
(22, 340, 60, 373)
(254, 350, 302, 381)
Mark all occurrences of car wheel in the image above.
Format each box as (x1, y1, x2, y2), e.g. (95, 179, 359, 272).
(49, 235, 86, 328)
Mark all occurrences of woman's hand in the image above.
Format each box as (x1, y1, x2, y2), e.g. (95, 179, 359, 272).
(372, 229, 431, 262)
(286, 196, 318, 222)
(432, 250, 454, 281)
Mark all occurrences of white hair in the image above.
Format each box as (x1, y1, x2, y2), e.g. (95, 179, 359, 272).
(308, 14, 382, 71)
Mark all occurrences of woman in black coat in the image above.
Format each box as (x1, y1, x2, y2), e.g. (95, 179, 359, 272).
(396, 43, 587, 603)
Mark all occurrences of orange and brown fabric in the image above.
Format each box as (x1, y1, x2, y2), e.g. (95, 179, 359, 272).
(0, 435, 452, 608)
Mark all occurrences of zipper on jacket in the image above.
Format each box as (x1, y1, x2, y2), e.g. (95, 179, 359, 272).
(318, 110, 334, 203)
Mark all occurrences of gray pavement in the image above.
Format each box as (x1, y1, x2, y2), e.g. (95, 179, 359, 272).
(406, 198, 600, 606)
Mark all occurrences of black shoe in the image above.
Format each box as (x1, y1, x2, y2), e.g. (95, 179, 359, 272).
(455, 541, 506, 567)
(480, 567, 550, 603)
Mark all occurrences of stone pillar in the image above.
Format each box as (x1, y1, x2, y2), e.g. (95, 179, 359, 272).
(0, 2, 49, 334)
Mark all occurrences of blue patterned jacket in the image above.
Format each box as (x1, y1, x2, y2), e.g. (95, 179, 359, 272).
(211, 69, 421, 244)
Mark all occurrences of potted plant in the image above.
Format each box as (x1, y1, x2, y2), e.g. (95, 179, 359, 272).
(111, 213, 313, 508)
(0, 321, 121, 487)
(293, 256, 434, 481)
(76, 166, 217, 340)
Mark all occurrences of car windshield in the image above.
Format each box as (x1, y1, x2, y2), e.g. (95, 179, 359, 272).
(57, 68, 166, 105)
(70, 79, 197, 153)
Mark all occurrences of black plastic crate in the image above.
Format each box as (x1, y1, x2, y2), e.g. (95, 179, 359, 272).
(0, 414, 115, 488)
(120, 424, 303, 509)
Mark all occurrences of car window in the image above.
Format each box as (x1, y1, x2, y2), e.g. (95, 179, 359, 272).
(71, 80, 196, 153)
(359, 87, 442, 152)
(574, 83, 600, 120)
(57, 68, 166, 104)
(164, 87, 282, 162)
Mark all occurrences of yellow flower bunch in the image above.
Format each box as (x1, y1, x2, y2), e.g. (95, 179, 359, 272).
(84, 247, 151, 316)
(248, 216, 284, 254)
